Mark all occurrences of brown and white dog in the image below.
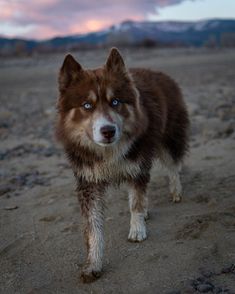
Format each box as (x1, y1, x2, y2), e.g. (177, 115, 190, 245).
(56, 48, 189, 283)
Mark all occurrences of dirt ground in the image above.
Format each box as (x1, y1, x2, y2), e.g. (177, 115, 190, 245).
(0, 48, 235, 294)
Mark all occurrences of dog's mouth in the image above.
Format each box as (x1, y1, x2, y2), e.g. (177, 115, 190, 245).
(94, 137, 119, 147)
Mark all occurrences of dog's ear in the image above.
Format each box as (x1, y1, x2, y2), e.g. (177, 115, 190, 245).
(59, 54, 83, 92)
(105, 48, 127, 74)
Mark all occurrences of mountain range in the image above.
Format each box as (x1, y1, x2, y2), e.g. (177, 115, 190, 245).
(0, 19, 235, 55)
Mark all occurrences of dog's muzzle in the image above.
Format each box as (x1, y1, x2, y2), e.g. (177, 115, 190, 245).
(92, 116, 120, 146)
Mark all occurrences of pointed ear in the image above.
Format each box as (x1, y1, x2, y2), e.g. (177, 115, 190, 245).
(59, 54, 83, 91)
(105, 47, 127, 74)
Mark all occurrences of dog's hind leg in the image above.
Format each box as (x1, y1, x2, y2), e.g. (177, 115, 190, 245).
(160, 153, 183, 203)
(167, 163, 182, 203)
(127, 175, 149, 242)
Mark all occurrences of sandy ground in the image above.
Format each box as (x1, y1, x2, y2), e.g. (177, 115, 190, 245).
(0, 48, 235, 294)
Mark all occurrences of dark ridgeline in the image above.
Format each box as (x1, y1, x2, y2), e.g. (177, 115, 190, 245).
(1, 19, 235, 56)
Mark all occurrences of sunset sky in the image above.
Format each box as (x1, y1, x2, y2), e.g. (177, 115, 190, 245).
(0, 0, 234, 40)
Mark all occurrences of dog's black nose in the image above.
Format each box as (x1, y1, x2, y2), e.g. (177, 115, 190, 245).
(100, 125, 116, 139)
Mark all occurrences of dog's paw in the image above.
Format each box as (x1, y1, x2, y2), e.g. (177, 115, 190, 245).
(128, 228, 147, 242)
(172, 192, 182, 203)
(128, 223, 147, 242)
(80, 266, 101, 283)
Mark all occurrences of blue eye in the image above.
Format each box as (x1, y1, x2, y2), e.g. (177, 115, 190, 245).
(111, 99, 120, 107)
(83, 102, 92, 110)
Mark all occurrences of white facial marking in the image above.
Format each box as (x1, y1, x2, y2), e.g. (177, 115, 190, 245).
(92, 115, 120, 146)
(89, 90, 97, 102)
(106, 87, 113, 100)
(67, 108, 76, 121)
(97, 85, 101, 96)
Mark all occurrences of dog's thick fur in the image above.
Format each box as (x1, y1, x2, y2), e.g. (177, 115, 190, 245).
(56, 48, 189, 283)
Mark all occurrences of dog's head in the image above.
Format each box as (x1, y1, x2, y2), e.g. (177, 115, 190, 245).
(57, 48, 146, 151)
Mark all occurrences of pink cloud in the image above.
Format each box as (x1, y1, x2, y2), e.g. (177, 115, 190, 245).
(0, 0, 195, 39)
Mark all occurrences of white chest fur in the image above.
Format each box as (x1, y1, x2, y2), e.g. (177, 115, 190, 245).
(77, 158, 141, 183)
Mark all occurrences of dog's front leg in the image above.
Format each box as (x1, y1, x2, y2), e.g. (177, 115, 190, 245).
(128, 175, 149, 242)
(77, 180, 106, 283)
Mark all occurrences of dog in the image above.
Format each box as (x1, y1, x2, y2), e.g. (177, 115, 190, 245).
(56, 48, 189, 283)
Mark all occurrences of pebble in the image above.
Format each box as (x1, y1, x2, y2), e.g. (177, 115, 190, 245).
(187, 266, 235, 294)
(196, 283, 214, 292)
(221, 264, 235, 274)
(196, 276, 206, 283)
(4, 205, 18, 210)
(200, 269, 214, 278)
(40, 215, 58, 222)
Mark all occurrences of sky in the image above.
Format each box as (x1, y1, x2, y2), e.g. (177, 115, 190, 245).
(0, 0, 234, 40)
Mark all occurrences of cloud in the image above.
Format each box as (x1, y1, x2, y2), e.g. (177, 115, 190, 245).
(0, 0, 196, 39)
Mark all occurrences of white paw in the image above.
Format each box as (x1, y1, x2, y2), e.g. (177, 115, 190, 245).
(128, 213, 147, 242)
(172, 192, 182, 203)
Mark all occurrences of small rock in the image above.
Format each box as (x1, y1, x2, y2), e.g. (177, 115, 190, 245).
(197, 283, 214, 292)
(4, 205, 18, 210)
(200, 269, 214, 278)
(221, 264, 235, 274)
(39, 215, 58, 222)
(190, 279, 199, 289)
(196, 276, 206, 283)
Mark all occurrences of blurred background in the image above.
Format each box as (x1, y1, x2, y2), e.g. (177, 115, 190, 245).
(0, 0, 235, 55)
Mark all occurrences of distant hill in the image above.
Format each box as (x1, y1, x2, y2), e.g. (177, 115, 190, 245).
(1, 19, 235, 55)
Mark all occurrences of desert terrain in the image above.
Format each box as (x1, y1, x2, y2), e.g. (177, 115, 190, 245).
(0, 48, 235, 293)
